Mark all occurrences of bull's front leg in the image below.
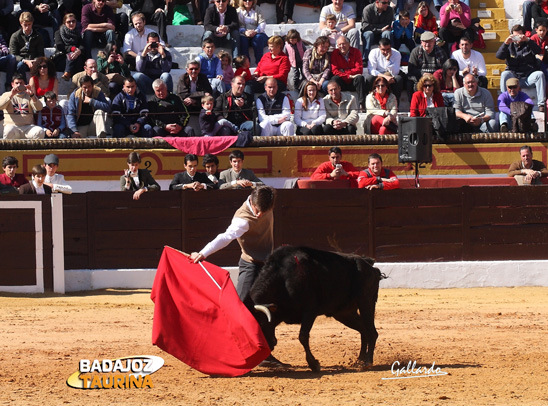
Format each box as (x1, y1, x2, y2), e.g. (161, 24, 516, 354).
(298, 314, 320, 372)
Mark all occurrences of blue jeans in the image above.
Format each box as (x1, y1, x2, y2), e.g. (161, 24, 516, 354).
(202, 29, 240, 59)
(240, 32, 269, 65)
(0, 54, 16, 88)
(362, 30, 391, 61)
(523, 0, 534, 32)
(442, 92, 455, 107)
(133, 72, 173, 95)
(500, 70, 546, 108)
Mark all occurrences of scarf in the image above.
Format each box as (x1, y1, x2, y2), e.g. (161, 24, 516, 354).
(309, 48, 329, 73)
(59, 25, 80, 46)
(374, 91, 389, 110)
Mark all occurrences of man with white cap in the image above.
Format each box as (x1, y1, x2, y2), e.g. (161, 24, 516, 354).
(43, 154, 72, 194)
(407, 31, 448, 96)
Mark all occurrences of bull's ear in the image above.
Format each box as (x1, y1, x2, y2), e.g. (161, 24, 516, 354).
(362, 257, 375, 266)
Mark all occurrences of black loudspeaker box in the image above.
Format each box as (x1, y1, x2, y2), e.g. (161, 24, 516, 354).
(398, 116, 433, 163)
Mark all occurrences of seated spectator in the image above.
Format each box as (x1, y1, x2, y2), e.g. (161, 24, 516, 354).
(170, 153, 214, 191)
(148, 78, 195, 137)
(283, 29, 306, 91)
(203, 0, 240, 59)
(111, 76, 153, 138)
(43, 153, 72, 194)
(105, 0, 129, 43)
(29, 57, 58, 99)
(310, 146, 360, 180)
(319, 0, 360, 50)
(274, 0, 295, 24)
(323, 80, 358, 135)
(237, 0, 269, 65)
(134, 32, 173, 95)
(357, 153, 400, 189)
(0, 32, 16, 91)
(439, 0, 473, 53)
(326, 36, 365, 106)
(195, 38, 225, 96)
(219, 51, 234, 90)
(122, 13, 164, 71)
(202, 153, 224, 188)
(361, 0, 394, 63)
(129, 0, 170, 46)
(496, 24, 546, 112)
(497, 78, 535, 133)
(530, 20, 548, 80)
(53, 13, 85, 80)
(81, 0, 116, 60)
(532, 0, 548, 29)
(0, 156, 29, 188)
(234, 55, 252, 82)
(220, 149, 264, 189)
(302, 36, 331, 94)
(451, 37, 487, 88)
(19, 164, 51, 195)
(392, 10, 415, 62)
(246, 35, 290, 94)
(177, 60, 213, 113)
(215, 76, 255, 135)
(364, 76, 398, 135)
(414, 1, 439, 42)
(37, 91, 66, 138)
(508, 145, 548, 185)
(408, 31, 448, 96)
(409, 73, 445, 117)
(294, 81, 326, 135)
(321, 13, 344, 52)
(454, 73, 497, 133)
(66, 75, 111, 138)
(9, 12, 44, 76)
(0, 74, 44, 139)
(121, 151, 161, 200)
(97, 43, 131, 98)
(256, 77, 295, 136)
(0, 0, 18, 40)
(19, 0, 57, 47)
(200, 95, 238, 136)
(433, 58, 463, 106)
(366, 38, 405, 102)
(71, 59, 111, 98)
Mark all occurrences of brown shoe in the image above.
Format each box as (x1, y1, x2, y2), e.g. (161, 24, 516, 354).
(61, 72, 71, 81)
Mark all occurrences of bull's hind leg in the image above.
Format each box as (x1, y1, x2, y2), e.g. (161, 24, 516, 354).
(334, 310, 377, 369)
(299, 314, 320, 372)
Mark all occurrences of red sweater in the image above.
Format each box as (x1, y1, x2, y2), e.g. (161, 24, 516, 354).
(255, 51, 291, 84)
(311, 161, 361, 180)
(0, 173, 29, 188)
(357, 168, 400, 190)
(409, 90, 445, 117)
(330, 47, 364, 84)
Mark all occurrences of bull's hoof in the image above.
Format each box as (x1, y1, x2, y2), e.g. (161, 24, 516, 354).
(352, 359, 373, 371)
(307, 358, 321, 373)
(259, 355, 291, 369)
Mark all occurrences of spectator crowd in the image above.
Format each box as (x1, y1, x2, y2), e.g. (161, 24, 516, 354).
(0, 0, 545, 139)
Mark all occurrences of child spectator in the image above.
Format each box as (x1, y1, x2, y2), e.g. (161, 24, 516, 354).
(37, 91, 66, 139)
(234, 55, 252, 81)
(43, 153, 72, 194)
(19, 165, 51, 195)
(0, 156, 29, 189)
(414, 1, 439, 44)
(283, 29, 306, 91)
(320, 14, 343, 52)
(218, 50, 234, 91)
(531, 20, 548, 79)
(392, 10, 416, 63)
(195, 38, 225, 96)
(199, 95, 238, 136)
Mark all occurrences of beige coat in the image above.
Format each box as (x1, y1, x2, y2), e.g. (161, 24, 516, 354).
(0, 91, 43, 127)
(363, 92, 398, 133)
(323, 91, 359, 126)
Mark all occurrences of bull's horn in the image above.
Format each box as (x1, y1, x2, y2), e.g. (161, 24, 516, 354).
(254, 305, 272, 322)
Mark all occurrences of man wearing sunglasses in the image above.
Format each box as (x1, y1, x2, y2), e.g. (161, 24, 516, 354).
(497, 78, 535, 133)
(203, 0, 240, 59)
(177, 60, 213, 113)
(360, 0, 393, 64)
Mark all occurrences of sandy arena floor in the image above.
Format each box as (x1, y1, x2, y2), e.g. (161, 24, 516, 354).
(0, 287, 547, 405)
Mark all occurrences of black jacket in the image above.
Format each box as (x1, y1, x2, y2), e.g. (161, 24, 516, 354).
(215, 91, 254, 126)
(176, 73, 213, 110)
(169, 171, 214, 190)
(204, 5, 239, 34)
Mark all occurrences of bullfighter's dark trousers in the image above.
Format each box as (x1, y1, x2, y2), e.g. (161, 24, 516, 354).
(237, 258, 263, 303)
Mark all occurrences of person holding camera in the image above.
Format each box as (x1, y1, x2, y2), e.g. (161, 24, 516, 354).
(439, 0, 474, 54)
(311, 146, 360, 181)
(133, 32, 173, 95)
(121, 151, 161, 200)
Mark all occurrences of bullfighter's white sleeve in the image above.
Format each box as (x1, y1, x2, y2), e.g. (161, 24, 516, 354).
(199, 217, 250, 259)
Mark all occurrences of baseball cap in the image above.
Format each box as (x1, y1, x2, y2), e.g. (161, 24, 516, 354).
(506, 78, 519, 87)
(44, 154, 59, 165)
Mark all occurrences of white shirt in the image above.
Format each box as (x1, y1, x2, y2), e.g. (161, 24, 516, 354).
(294, 97, 326, 127)
(33, 180, 46, 195)
(451, 49, 487, 77)
(368, 48, 401, 77)
(200, 198, 256, 258)
(256, 94, 292, 125)
(319, 4, 356, 30)
(45, 173, 72, 194)
(122, 27, 165, 55)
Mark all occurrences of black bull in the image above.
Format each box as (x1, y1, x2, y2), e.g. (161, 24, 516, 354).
(247, 245, 385, 372)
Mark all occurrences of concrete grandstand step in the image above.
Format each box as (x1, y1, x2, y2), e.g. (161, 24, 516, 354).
(472, 0, 505, 8)
(480, 19, 511, 31)
(472, 8, 506, 20)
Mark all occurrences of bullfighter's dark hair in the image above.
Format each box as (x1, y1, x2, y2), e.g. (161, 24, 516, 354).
(2, 156, 18, 168)
(368, 153, 383, 163)
(328, 147, 342, 156)
(229, 150, 245, 161)
(184, 154, 199, 165)
(202, 153, 219, 167)
(127, 151, 141, 164)
(250, 186, 276, 213)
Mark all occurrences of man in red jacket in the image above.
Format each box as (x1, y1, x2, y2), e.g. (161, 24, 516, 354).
(357, 153, 400, 189)
(330, 35, 367, 109)
(311, 146, 361, 181)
